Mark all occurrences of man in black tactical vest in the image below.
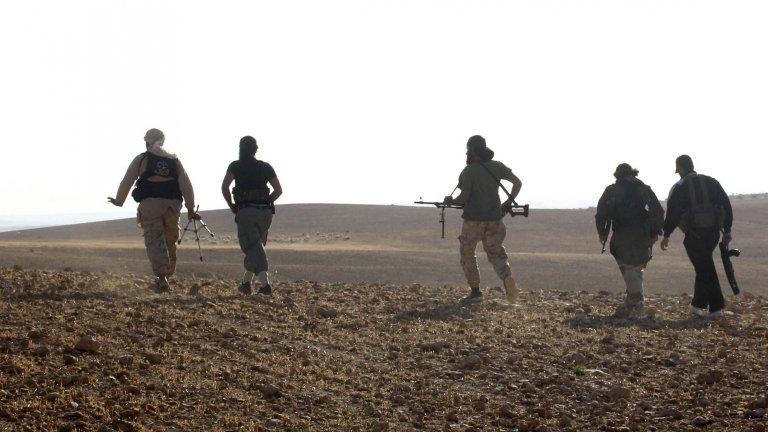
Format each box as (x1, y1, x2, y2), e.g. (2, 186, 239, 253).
(595, 163, 665, 318)
(108, 128, 200, 293)
(221, 136, 282, 295)
(660, 155, 734, 318)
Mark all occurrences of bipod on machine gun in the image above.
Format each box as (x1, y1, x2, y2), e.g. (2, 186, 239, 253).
(179, 205, 216, 262)
(413, 201, 464, 239)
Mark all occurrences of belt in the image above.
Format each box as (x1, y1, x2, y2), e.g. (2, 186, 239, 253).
(238, 203, 272, 210)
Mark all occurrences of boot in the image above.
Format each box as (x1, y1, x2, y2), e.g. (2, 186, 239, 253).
(503, 276, 518, 304)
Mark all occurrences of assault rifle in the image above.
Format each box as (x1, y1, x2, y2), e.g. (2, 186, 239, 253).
(414, 200, 529, 238)
(719, 242, 740, 295)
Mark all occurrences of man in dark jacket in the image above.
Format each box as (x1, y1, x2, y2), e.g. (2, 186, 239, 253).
(595, 163, 664, 318)
(660, 155, 733, 318)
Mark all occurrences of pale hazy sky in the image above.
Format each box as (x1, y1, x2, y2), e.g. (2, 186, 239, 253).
(1, 1, 766, 218)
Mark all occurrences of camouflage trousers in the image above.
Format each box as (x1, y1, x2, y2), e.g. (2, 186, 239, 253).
(459, 220, 512, 290)
(616, 260, 644, 306)
(138, 198, 182, 278)
(236, 207, 273, 274)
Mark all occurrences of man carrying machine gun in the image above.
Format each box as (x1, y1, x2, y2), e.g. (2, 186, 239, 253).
(443, 135, 523, 303)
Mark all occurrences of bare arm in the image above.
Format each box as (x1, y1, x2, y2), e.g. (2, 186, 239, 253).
(503, 172, 523, 202)
(176, 161, 196, 212)
(268, 176, 283, 203)
(108, 155, 143, 207)
(221, 171, 236, 212)
(448, 189, 469, 207)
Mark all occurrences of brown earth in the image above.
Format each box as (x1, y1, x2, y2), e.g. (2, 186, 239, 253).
(0, 267, 766, 431)
(0, 198, 766, 296)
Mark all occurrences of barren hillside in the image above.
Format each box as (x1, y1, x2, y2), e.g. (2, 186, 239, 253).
(0, 199, 766, 296)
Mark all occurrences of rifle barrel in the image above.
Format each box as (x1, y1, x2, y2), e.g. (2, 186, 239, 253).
(414, 201, 464, 209)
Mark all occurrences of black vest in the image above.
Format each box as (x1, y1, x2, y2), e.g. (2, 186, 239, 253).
(131, 152, 183, 202)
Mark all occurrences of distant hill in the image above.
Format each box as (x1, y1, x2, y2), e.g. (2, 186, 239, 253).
(1, 201, 765, 293)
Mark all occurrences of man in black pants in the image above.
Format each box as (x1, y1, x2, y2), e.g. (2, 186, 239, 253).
(660, 155, 733, 318)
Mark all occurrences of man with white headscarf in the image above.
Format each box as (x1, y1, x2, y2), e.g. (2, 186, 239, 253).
(108, 128, 199, 293)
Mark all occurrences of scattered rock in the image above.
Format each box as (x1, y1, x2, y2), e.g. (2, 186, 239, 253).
(142, 352, 163, 365)
(74, 335, 100, 353)
(458, 354, 482, 370)
(606, 385, 630, 402)
(316, 306, 339, 319)
(692, 416, 711, 427)
(31, 345, 50, 357)
(117, 355, 134, 366)
(497, 402, 515, 419)
(418, 341, 450, 352)
(63, 354, 78, 365)
(257, 384, 282, 399)
(370, 421, 389, 432)
(696, 370, 725, 385)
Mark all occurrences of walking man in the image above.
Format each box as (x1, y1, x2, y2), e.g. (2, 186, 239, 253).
(595, 163, 664, 318)
(660, 155, 733, 318)
(222, 136, 282, 295)
(443, 135, 522, 303)
(108, 128, 199, 293)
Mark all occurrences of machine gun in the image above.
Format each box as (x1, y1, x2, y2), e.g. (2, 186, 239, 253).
(414, 199, 529, 238)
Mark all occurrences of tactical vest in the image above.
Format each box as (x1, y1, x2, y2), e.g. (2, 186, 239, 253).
(131, 152, 183, 202)
(679, 174, 724, 232)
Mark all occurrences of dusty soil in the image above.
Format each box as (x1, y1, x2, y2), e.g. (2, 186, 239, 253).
(0, 202, 766, 296)
(1, 267, 766, 431)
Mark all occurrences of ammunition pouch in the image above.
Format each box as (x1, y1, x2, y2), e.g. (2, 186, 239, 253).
(233, 187, 270, 206)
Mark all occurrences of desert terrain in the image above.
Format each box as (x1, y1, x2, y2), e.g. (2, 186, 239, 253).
(0, 198, 766, 431)
(0, 197, 766, 296)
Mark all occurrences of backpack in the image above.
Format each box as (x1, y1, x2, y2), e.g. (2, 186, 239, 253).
(610, 181, 650, 229)
(679, 174, 724, 232)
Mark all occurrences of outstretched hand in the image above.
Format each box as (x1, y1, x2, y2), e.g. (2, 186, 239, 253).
(107, 197, 121, 207)
(187, 211, 202, 221)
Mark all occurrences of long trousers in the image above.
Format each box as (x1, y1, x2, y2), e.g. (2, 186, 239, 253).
(683, 228, 724, 313)
(236, 207, 273, 274)
(459, 220, 512, 290)
(616, 260, 644, 307)
(138, 199, 182, 277)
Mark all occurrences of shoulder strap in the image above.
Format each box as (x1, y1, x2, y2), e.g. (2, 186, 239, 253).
(137, 152, 149, 178)
(685, 175, 698, 208)
(479, 162, 502, 185)
(479, 162, 514, 199)
(698, 175, 711, 206)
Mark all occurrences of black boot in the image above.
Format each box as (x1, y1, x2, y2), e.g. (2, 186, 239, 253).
(257, 284, 272, 296)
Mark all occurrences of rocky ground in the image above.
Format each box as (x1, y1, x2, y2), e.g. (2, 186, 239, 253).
(0, 266, 766, 432)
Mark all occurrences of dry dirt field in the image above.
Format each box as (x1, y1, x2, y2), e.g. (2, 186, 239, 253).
(0, 268, 766, 432)
(0, 200, 766, 431)
(0, 198, 766, 296)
